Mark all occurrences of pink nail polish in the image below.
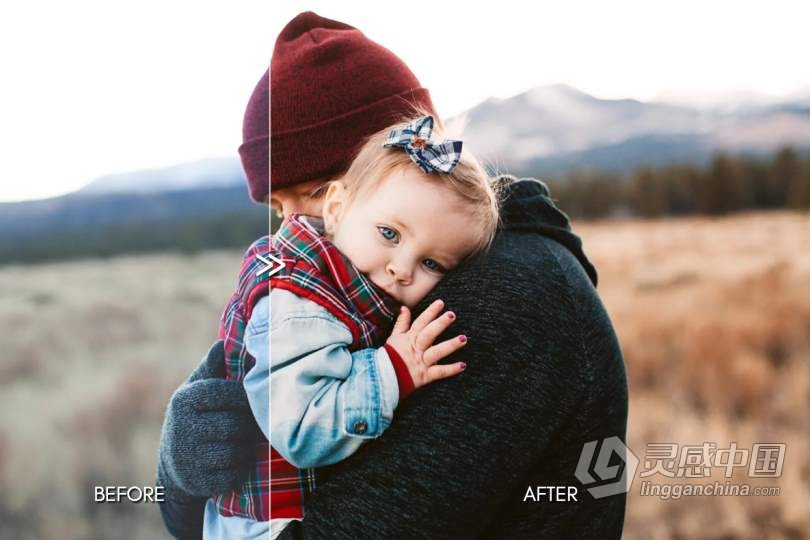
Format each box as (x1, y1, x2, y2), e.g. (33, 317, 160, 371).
(460, 362, 467, 370)
(447, 312, 455, 320)
(458, 335, 467, 343)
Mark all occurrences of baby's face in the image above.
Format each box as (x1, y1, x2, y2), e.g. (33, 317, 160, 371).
(328, 167, 480, 308)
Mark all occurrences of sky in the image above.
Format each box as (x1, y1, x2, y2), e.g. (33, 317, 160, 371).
(1, 1, 808, 202)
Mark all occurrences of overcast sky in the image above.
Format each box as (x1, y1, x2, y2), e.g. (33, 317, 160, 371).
(1, 1, 808, 201)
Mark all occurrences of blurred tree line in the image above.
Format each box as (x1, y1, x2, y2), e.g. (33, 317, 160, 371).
(541, 147, 810, 219)
(3, 147, 808, 265)
(0, 212, 268, 265)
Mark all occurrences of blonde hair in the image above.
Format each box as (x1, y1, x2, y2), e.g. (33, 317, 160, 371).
(337, 114, 500, 258)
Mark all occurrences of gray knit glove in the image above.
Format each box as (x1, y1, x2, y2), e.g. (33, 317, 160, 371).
(156, 340, 262, 498)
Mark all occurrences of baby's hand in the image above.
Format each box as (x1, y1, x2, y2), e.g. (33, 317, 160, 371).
(386, 299, 467, 390)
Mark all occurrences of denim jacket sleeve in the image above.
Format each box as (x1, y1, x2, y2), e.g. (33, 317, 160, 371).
(242, 289, 401, 469)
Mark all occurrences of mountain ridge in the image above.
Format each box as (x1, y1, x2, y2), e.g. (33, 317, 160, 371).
(2, 83, 809, 264)
(458, 84, 810, 174)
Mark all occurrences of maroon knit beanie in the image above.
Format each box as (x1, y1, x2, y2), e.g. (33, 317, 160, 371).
(238, 11, 437, 203)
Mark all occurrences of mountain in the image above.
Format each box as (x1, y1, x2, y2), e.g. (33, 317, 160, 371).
(0, 156, 266, 264)
(79, 157, 245, 194)
(0, 185, 258, 239)
(0, 186, 267, 264)
(3, 84, 809, 264)
(49, 85, 810, 196)
(459, 84, 810, 175)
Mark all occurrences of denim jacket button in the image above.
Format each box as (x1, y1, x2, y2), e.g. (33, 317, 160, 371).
(353, 421, 367, 434)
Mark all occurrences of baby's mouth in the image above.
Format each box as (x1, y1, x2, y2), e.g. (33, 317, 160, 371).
(369, 276, 399, 301)
(380, 284, 399, 301)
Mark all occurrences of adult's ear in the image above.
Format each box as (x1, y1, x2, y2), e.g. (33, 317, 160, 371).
(322, 181, 347, 234)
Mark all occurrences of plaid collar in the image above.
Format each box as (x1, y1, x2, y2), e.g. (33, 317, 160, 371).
(272, 213, 399, 346)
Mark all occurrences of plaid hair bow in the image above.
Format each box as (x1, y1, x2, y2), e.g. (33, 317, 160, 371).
(383, 115, 463, 173)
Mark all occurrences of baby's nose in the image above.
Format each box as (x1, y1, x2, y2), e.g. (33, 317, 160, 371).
(387, 262, 413, 284)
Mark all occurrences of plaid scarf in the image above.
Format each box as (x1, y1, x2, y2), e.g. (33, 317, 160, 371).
(213, 214, 399, 522)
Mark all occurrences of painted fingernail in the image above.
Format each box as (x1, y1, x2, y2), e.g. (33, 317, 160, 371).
(460, 362, 467, 370)
(446, 312, 455, 320)
(458, 334, 467, 343)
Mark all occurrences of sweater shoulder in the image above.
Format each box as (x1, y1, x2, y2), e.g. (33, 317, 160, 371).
(431, 230, 621, 382)
(449, 230, 597, 308)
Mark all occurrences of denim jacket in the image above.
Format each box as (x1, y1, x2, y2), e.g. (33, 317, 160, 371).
(203, 288, 401, 539)
(244, 288, 401, 468)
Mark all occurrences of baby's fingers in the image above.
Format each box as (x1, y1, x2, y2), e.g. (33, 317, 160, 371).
(414, 309, 456, 351)
(424, 361, 467, 385)
(392, 306, 411, 335)
(423, 334, 467, 365)
(409, 299, 445, 335)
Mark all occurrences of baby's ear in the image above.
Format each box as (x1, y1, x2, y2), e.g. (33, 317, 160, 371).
(322, 181, 347, 233)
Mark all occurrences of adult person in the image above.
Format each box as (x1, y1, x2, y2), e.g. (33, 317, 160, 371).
(157, 11, 628, 539)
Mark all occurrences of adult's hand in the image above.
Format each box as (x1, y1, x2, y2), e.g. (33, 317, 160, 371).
(157, 340, 261, 498)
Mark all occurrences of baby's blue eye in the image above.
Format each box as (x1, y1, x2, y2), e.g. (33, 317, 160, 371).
(377, 226, 398, 243)
(422, 258, 446, 273)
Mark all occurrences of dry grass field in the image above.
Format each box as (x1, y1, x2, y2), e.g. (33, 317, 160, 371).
(578, 212, 810, 540)
(0, 251, 238, 539)
(0, 211, 807, 539)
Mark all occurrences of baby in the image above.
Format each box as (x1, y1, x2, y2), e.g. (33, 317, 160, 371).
(209, 115, 499, 538)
